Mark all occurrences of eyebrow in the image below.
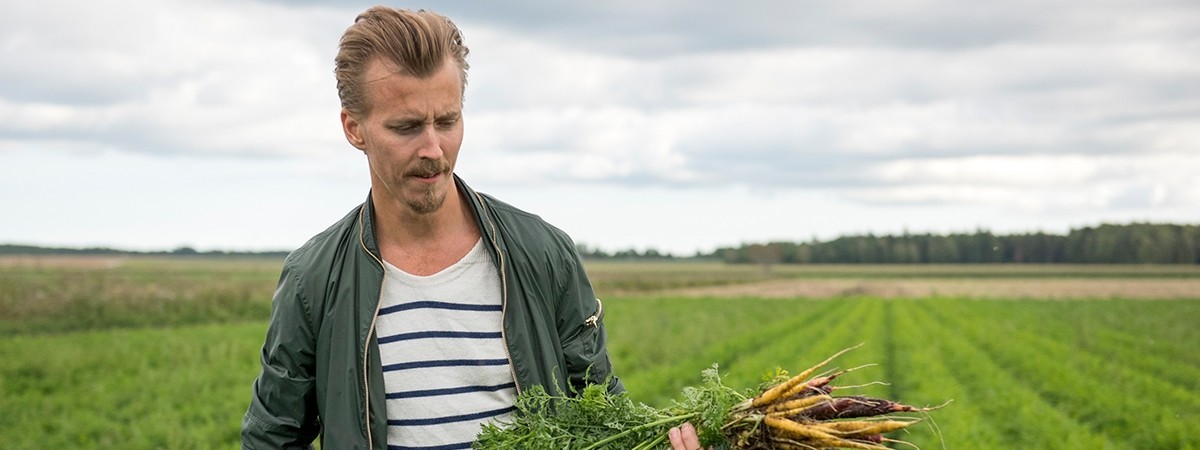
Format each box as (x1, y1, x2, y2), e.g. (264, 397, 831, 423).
(383, 110, 460, 127)
(387, 111, 458, 123)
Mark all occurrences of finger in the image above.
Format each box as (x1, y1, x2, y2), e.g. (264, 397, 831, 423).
(680, 422, 703, 449)
(667, 426, 685, 449)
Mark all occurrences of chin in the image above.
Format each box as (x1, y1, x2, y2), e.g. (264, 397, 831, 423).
(406, 192, 447, 215)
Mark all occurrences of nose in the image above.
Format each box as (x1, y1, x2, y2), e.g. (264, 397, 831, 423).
(415, 124, 444, 159)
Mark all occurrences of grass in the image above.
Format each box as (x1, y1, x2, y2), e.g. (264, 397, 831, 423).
(0, 322, 264, 449)
(2, 256, 1198, 449)
(0, 256, 279, 335)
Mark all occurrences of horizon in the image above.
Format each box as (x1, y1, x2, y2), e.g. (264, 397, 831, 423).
(5, 219, 1196, 257)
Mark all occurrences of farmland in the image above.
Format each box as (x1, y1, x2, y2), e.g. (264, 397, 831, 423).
(1, 256, 1198, 449)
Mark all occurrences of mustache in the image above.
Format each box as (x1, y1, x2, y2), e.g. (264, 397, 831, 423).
(405, 159, 451, 177)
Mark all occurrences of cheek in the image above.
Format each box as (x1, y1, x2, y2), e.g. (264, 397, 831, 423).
(367, 132, 410, 159)
(442, 128, 465, 159)
(360, 127, 384, 150)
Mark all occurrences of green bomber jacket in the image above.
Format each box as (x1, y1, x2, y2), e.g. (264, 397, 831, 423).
(241, 175, 622, 449)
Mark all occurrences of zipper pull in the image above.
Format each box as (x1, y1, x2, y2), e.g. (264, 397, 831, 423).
(584, 298, 603, 327)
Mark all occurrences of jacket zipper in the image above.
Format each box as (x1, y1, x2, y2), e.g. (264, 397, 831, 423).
(475, 192, 521, 395)
(357, 205, 386, 450)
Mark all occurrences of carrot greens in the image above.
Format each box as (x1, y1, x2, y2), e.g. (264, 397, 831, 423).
(476, 348, 942, 449)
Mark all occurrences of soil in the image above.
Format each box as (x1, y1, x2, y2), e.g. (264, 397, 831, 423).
(0, 255, 127, 269)
(664, 278, 1200, 300)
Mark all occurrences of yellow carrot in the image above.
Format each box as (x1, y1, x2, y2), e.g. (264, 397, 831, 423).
(811, 419, 917, 436)
(752, 344, 863, 407)
(766, 394, 833, 415)
(808, 437, 891, 450)
(764, 415, 842, 441)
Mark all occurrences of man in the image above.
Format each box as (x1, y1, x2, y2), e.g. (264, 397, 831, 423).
(241, 6, 704, 450)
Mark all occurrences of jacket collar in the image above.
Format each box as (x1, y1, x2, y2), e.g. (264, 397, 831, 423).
(457, 174, 505, 269)
(358, 190, 381, 261)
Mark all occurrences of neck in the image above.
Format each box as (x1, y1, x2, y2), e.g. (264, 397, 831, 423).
(373, 186, 464, 243)
(370, 179, 482, 274)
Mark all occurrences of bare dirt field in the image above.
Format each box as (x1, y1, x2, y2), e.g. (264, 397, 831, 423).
(665, 277, 1200, 300)
(0, 255, 127, 269)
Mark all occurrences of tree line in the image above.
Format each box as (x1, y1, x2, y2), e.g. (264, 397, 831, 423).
(715, 223, 1200, 265)
(0, 244, 288, 258)
(8, 222, 1198, 264)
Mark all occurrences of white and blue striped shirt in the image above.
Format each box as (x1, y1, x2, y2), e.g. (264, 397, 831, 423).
(376, 239, 516, 450)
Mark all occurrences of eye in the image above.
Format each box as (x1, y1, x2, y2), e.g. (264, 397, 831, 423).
(435, 118, 458, 129)
(388, 124, 421, 135)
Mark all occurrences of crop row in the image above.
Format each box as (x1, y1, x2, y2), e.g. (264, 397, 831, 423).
(922, 300, 1199, 448)
(3, 297, 1195, 449)
(607, 297, 1200, 449)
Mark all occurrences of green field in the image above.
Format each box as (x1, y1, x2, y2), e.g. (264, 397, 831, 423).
(2, 257, 1198, 449)
(607, 297, 1200, 449)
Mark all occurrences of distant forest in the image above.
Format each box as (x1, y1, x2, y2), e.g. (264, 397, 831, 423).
(5, 223, 1199, 264)
(0, 244, 288, 258)
(578, 223, 1200, 264)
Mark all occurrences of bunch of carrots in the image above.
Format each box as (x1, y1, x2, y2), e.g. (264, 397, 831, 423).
(475, 344, 942, 449)
(720, 345, 934, 449)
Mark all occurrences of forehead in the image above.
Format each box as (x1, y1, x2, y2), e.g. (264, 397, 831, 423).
(360, 57, 463, 116)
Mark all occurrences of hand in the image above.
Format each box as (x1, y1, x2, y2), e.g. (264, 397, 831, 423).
(667, 422, 708, 450)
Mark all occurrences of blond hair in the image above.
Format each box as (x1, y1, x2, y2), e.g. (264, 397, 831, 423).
(335, 7, 470, 116)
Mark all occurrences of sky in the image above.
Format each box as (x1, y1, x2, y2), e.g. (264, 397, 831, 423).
(2, 0, 1198, 256)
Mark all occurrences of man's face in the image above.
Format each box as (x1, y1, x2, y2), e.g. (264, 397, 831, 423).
(342, 57, 464, 215)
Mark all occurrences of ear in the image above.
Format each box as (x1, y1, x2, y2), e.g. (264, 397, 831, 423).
(341, 108, 367, 151)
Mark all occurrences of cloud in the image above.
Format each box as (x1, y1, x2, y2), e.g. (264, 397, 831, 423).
(461, 37, 1198, 188)
(444, 0, 1199, 220)
(844, 152, 1200, 212)
(1, 0, 1197, 253)
(292, 0, 1200, 56)
(0, 0, 351, 157)
(3, 0, 1197, 216)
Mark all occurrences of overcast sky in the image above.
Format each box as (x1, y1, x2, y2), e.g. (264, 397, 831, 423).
(2, 0, 1197, 255)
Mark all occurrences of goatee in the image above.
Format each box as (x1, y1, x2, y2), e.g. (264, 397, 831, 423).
(407, 188, 447, 214)
(405, 159, 452, 214)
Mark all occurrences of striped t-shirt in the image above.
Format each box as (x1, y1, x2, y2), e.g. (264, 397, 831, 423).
(376, 238, 517, 450)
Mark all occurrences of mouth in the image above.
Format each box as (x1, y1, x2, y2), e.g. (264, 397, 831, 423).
(406, 162, 448, 184)
(407, 172, 441, 185)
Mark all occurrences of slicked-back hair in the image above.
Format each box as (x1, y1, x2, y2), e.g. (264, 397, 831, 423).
(335, 7, 470, 116)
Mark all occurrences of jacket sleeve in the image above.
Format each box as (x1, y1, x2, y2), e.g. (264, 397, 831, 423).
(556, 243, 625, 395)
(242, 261, 321, 449)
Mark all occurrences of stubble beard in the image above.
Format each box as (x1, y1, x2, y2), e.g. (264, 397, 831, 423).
(403, 158, 452, 215)
(406, 186, 447, 215)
